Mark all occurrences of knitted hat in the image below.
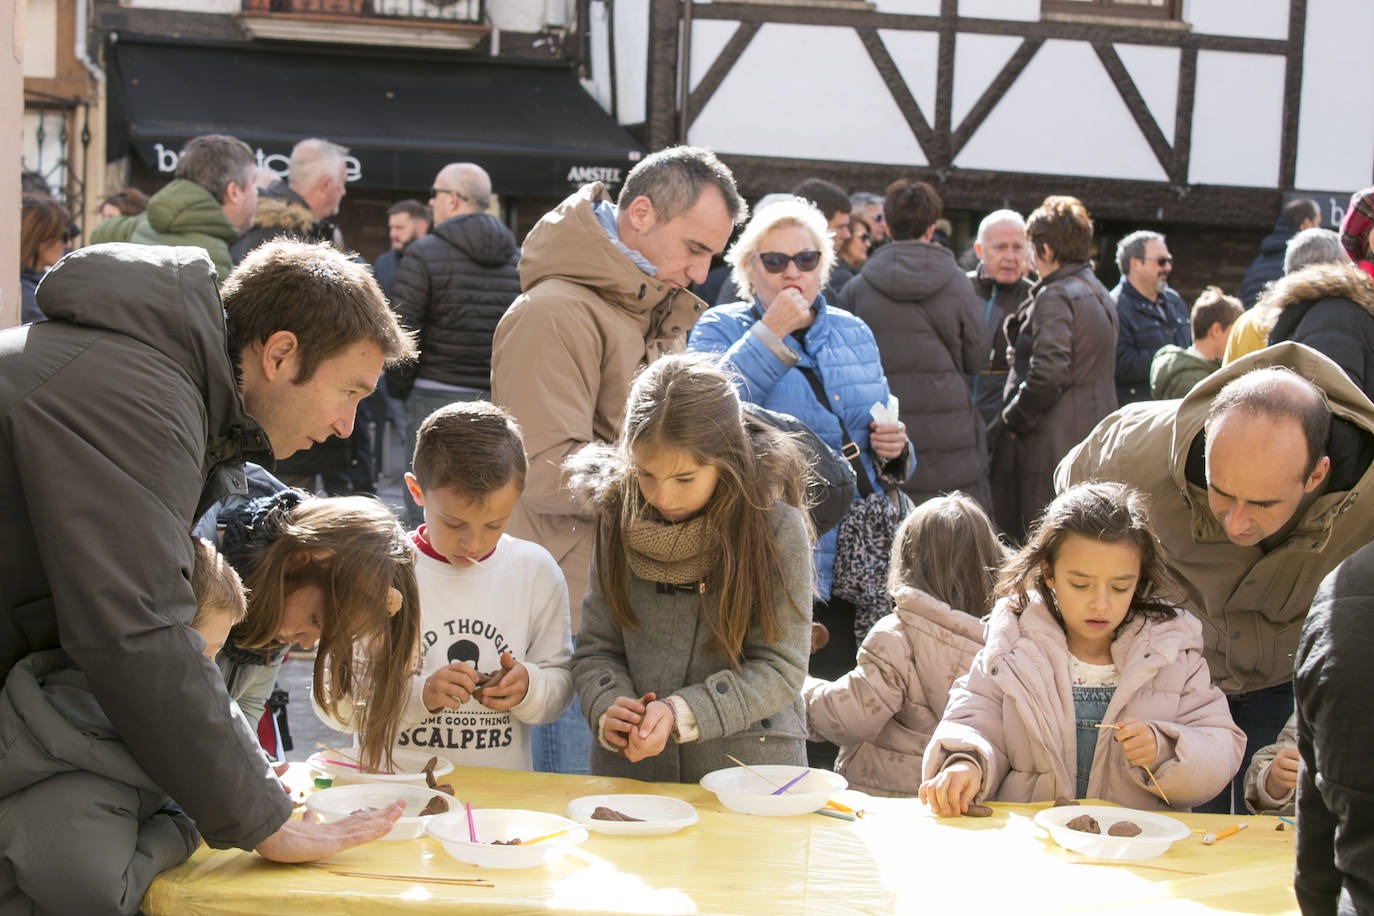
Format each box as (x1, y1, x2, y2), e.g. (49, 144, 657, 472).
(1339, 187, 1374, 264)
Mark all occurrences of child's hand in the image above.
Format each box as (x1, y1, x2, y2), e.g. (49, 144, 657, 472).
(602, 692, 656, 750)
(422, 662, 480, 712)
(1265, 747, 1300, 798)
(624, 699, 674, 762)
(918, 761, 980, 817)
(477, 651, 529, 711)
(1114, 718, 1159, 768)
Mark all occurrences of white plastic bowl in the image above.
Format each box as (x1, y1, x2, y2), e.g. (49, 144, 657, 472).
(307, 748, 455, 788)
(304, 783, 454, 841)
(1034, 805, 1191, 860)
(567, 794, 699, 836)
(427, 808, 588, 869)
(699, 765, 847, 817)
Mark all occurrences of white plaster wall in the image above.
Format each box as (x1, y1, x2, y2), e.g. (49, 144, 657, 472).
(23, 0, 56, 79)
(689, 23, 925, 166)
(690, 19, 739, 93)
(1295, 0, 1374, 191)
(1114, 43, 1178, 145)
(951, 33, 1020, 129)
(878, 29, 938, 122)
(1183, 0, 1288, 41)
(958, 0, 1038, 21)
(583, 0, 612, 110)
(121, 0, 240, 12)
(954, 38, 1167, 181)
(612, 0, 648, 125)
(1188, 51, 1285, 187)
(488, 0, 546, 33)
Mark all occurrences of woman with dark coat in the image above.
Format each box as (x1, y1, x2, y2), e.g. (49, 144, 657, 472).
(992, 196, 1118, 542)
(1266, 258, 1374, 402)
(841, 179, 991, 509)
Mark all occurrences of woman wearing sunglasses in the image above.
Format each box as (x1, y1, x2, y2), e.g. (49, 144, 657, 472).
(20, 194, 72, 324)
(687, 196, 912, 766)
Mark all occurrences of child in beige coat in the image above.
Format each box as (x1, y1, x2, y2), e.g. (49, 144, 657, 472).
(804, 493, 1006, 796)
(921, 483, 1244, 813)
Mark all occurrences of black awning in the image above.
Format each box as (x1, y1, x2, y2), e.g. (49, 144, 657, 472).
(107, 34, 643, 196)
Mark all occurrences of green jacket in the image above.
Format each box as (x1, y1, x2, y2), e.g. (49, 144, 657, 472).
(1149, 344, 1220, 400)
(90, 178, 240, 284)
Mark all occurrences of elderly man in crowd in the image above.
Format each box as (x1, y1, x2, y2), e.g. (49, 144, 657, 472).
(389, 162, 521, 526)
(0, 239, 416, 905)
(966, 209, 1033, 428)
(1112, 230, 1191, 405)
(492, 146, 746, 774)
(1057, 344, 1374, 813)
(90, 133, 256, 283)
(232, 137, 350, 261)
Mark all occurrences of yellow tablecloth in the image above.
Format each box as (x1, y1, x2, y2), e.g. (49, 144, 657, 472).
(143, 765, 1297, 915)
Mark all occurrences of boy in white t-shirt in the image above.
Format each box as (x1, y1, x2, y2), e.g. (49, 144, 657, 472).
(400, 401, 573, 770)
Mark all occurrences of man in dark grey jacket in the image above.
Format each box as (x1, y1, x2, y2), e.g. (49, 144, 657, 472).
(0, 240, 413, 880)
(388, 162, 521, 525)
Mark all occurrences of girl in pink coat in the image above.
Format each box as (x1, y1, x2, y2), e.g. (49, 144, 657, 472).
(804, 493, 1006, 797)
(920, 482, 1244, 814)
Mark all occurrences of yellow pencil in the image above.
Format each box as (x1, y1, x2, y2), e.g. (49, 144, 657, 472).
(1202, 822, 1249, 845)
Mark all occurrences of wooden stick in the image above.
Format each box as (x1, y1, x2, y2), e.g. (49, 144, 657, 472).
(328, 869, 493, 887)
(315, 742, 363, 768)
(725, 754, 785, 788)
(519, 828, 572, 846)
(1094, 724, 1170, 806)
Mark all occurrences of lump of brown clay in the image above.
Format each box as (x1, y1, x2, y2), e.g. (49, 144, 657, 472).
(1107, 820, 1142, 837)
(1066, 814, 1101, 834)
(491, 838, 521, 846)
(471, 669, 502, 700)
(419, 795, 450, 817)
(1053, 797, 1079, 807)
(591, 806, 644, 822)
(964, 803, 993, 817)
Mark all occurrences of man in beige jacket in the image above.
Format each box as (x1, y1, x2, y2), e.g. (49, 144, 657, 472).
(490, 146, 746, 772)
(1056, 343, 1374, 813)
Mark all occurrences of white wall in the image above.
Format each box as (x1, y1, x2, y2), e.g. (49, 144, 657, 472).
(1114, 43, 1178, 145)
(689, 23, 925, 166)
(487, 0, 545, 33)
(957, 0, 1037, 20)
(1187, 51, 1285, 186)
(1294, 0, 1374, 192)
(121, 0, 241, 11)
(955, 38, 1167, 182)
(612, 0, 648, 125)
(1183, 0, 1288, 41)
(22, 0, 55, 79)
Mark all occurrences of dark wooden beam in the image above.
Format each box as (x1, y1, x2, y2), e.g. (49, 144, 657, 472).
(686, 22, 760, 128)
(645, 0, 682, 149)
(1279, 0, 1306, 189)
(947, 38, 1043, 165)
(1170, 45, 1197, 186)
(855, 28, 936, 165)
(1092, 42, 1175, 184)
(932, 0, 956, 169)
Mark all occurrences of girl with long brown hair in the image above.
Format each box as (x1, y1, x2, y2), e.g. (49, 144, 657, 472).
(569, 354, 815, 782)
(218, 491, 420, 773)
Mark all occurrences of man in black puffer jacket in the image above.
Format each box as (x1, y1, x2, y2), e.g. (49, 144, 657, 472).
(388, 162, 521, 524)
(1240, 197, 1320, 308)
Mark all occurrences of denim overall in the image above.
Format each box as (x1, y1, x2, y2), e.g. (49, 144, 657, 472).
(1073, 686, 1116, 799)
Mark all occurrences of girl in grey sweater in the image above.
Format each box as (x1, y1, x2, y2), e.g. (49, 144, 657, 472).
(570, 355, 815, 783)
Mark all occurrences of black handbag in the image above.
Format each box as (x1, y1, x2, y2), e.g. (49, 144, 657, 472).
(741, 402, 857, 538)
(795, 367, 912, 644)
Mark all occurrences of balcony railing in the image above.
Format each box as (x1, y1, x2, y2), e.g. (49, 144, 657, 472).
(241, 0, 485, 25)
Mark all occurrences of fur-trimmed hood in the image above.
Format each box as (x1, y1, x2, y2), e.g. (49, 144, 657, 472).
(250, 195, 316, 236)
(1258, 260, 1374, 318)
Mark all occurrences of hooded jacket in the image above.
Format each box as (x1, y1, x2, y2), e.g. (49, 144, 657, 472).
(89, 178, 240, 284)
(922, 595, 1243, 810)
(0, 650, 201, 914)
(491, 184, 708, 629)
(0, 243, 288, 850)
(1055, 343, 1374, 694)
(1149, 345, 1219, 400)
(841, 240, 991, 509)
(229, 179, 328, 263)
(389, 212, 521, 393)
(1240, 215, 1303, 307)
(803, 586, 985, 797)
(1265, 260, 1374, 402)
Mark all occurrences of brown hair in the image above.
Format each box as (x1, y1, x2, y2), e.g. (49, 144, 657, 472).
(412, 401, 527, 500)
(1190, 286, 1243, 339)
(1026, 195, 1094, 265)
(221, 239, 417, 384)
(996, 482, 1181, 635)
(884, 178, 942, 240)
(20, 194, 71, 270)
(616, 145, 747, 225)
(1206, 365, 1330, 478)
(567, 354, 812, 664)
(190, 536, 248, 630)
(101, 187, 149, 216)
(888, 493, 1006, 617)
(230, 496, 421, 773)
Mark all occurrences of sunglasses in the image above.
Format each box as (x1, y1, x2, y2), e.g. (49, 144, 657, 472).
(1145, 255, 1172, 267)
(430, 186, 472, 203)
(758, 250, 822, 273)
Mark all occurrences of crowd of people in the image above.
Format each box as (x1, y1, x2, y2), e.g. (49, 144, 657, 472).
(7, 135, 1374, 915)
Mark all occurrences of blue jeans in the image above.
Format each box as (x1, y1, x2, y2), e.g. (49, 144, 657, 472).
(1073, 685, 1115, 799)
(1194, 680, 1295, 814)
(402, 387, 486, 527)
(530, 693, 592, 775)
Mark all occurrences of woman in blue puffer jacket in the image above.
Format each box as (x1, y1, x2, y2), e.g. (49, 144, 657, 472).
(688, 197, 912, 741)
